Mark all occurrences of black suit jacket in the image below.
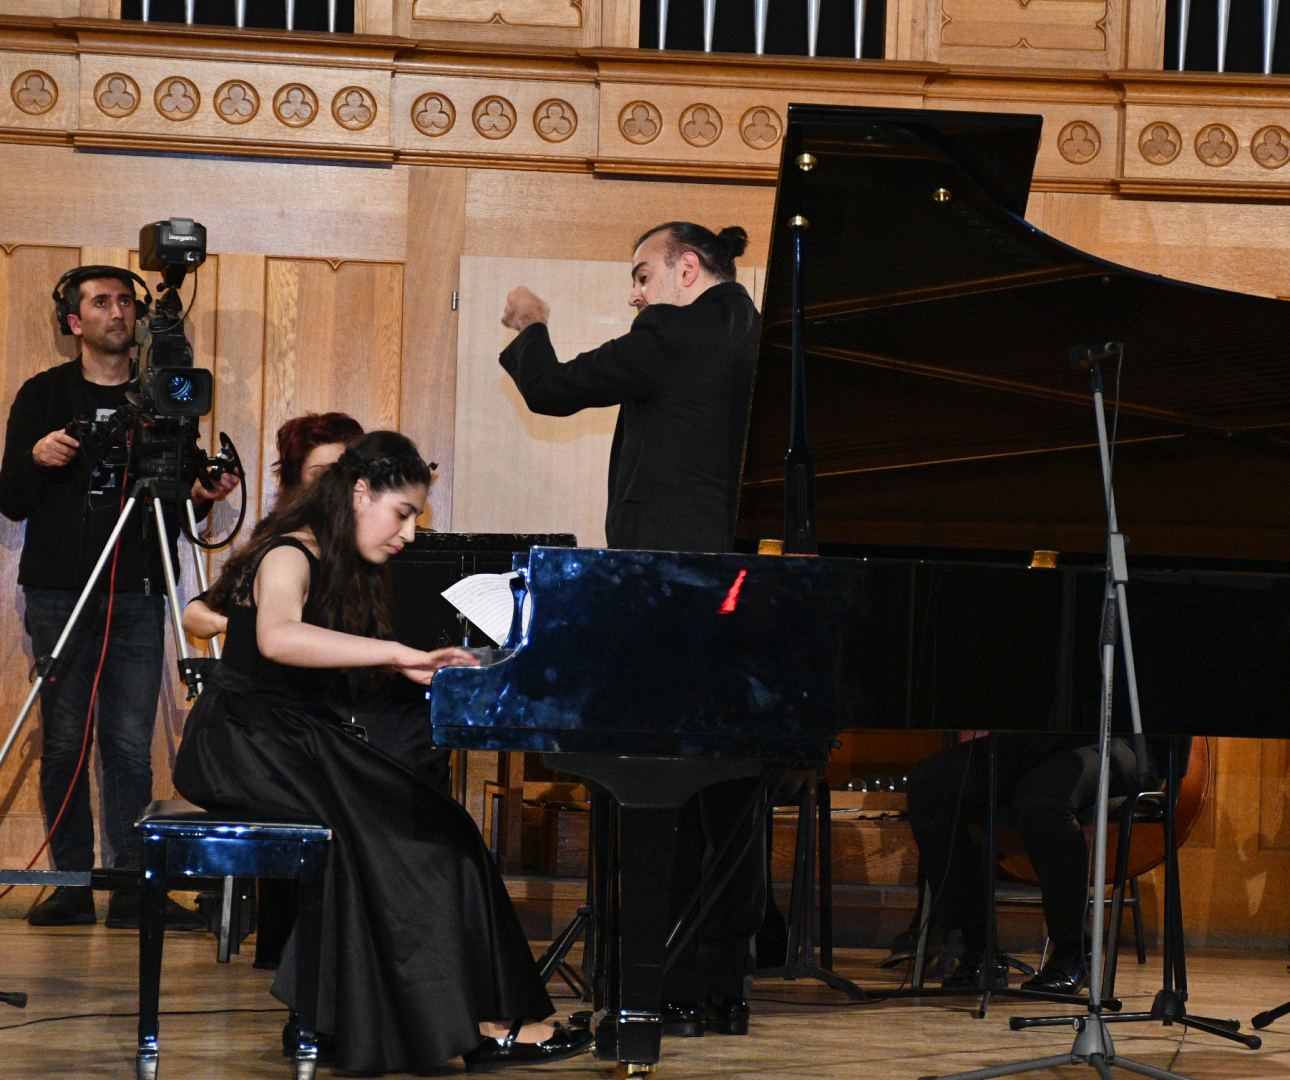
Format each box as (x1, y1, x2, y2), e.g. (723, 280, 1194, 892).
(499, 281, 760, 552)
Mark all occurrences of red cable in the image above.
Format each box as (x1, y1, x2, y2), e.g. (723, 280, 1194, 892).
(1, 452, 132, 900)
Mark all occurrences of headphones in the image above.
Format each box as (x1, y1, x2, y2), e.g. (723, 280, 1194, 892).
(52, 265, 152, 336)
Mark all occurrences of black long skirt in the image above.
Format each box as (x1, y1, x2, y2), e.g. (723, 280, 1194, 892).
(172, 675, 553, 1074)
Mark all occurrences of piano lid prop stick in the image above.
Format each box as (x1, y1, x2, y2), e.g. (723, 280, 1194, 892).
(784, 212, 818, 555)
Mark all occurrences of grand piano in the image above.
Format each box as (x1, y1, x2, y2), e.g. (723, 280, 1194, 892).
(430, 104, 1290, 1073)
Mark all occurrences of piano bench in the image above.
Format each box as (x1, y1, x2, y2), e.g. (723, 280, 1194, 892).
(133, 799, 331, 1080)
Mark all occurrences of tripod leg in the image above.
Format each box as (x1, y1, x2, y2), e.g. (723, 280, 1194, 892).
(0, 492, 144, 771)
(1252, 999, 1290, 1029)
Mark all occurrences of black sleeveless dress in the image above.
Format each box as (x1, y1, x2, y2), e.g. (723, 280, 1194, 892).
(173, 537, 553, 1073)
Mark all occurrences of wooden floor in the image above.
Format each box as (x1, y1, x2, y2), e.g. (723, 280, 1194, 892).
(3, 919, 1290, 1079)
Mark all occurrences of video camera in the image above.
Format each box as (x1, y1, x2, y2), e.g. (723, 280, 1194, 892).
(61, 219, 242, 537)
(138, 217, 211, 418)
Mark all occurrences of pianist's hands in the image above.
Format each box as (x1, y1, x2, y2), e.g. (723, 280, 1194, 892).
(501, 286, 550, 332)
(394, 645, 481, 686)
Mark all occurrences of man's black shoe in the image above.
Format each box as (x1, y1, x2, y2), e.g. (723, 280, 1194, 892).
(941, 951, 1008, 992)
(27, 886, 96, 926)
(1020, 944, 1088, 994)
(463, 1020, 593, 1071)
(704, 996, 750, 1036)
(662, 1000, 705, 1037)
(105, 889, 206, 931)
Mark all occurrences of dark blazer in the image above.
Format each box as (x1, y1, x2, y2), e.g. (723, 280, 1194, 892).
(499, 281, 760, 552)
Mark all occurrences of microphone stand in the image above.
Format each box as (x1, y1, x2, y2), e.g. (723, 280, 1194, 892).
(920, 348, 1191, 1080)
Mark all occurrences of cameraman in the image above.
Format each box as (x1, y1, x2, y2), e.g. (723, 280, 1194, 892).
(0, 267, 237, 929)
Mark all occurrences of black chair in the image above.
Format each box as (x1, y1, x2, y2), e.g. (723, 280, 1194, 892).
(134, 799, 331, 1080)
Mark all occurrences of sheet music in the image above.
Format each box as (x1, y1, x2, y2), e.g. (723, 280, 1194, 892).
(441, 572, 526, 646)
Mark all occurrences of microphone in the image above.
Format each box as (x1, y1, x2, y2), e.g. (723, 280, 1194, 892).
(1069, 341, 1121, 371)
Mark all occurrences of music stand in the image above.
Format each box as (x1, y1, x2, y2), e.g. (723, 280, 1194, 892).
(919, 347, 1193, 1080)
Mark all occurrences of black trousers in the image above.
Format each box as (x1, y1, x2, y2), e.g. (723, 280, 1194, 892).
(663, 776, 768, 1001)
(907, 734, 1139, 949)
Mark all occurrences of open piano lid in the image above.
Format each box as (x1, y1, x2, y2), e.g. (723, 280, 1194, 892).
(736, 104, 1290, 562)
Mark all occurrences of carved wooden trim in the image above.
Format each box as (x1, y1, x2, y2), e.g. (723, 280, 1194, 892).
(412, 92, 457, 137)
(619, 100, 661, 145)
(214, 79, 259, 125)
(9, 21, 1290, 197)
(154, 75, 200, 122)
(679, 103, 722, 148)
(738, 106, 782, 151)
(1251, 125, 1290, 170)
(1194, 123, 1238, 168)
(1056, 119, 1100, 165)
(273, 83, 320, 128)
(533, 97, 577, 142)
(472, 95, 517, 139)
(1138, 121, 1181, 166)
(10, 70, 57, 115)
(333, 86, 378, 131)
(94, 71, 140, 118)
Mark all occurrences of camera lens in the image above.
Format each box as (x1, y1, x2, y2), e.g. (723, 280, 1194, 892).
(164, 373, 197, 404)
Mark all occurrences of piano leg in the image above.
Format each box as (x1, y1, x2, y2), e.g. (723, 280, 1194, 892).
(544, 753, 763, 1073)
(603, 802, 681, 1072)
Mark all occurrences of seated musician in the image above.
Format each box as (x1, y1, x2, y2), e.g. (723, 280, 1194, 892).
(498, 221, 763, 1035)
(182, 410, 364, 640)
(906, 733, 1152, 993)
(184, 409, 451, 792)
(172, 431, 592, 1074)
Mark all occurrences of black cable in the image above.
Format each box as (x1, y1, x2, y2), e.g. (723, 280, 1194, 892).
(0, 1005, 283, 1032)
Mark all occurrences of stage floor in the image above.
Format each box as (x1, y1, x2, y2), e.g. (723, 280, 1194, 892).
(2, 919, 1290, 1078)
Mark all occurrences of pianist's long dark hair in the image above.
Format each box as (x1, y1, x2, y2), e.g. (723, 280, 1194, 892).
(207, 430, 432, 639)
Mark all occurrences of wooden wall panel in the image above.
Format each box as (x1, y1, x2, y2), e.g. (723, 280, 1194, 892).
(886, 0, 1133, 71)
(401, 166, 465, 530)
(452, 254, 625, 546)
(1259, 739, 1290, 850)
(0, 144, 409, 263)
(400, 0, 603, 47)
(0, 244, 80, 881)
(201, 253, 266, 555)
(261, 258, 405, 505)
(463, 168, 776, 266)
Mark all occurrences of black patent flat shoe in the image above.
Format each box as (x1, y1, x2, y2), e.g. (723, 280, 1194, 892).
(463, 1020, 594, 1071)
(704, 996, 750, 1036)
(281, 1014, 334, 1063)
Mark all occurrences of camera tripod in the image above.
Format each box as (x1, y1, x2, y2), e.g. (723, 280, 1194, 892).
(0, 474, 216, 777)
(0, 474, 220, 1007)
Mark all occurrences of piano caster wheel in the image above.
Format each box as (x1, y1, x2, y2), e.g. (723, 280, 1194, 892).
(615, 1063, 656, 1078)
